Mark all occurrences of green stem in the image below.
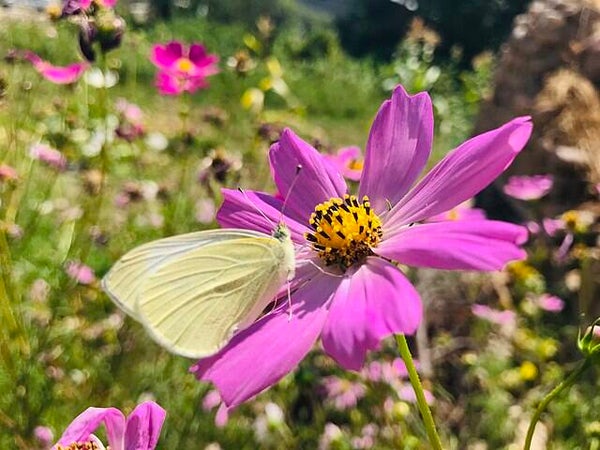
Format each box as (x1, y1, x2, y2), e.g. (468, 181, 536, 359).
(395, 334, 443, 450)
(523, 358, 591, 450)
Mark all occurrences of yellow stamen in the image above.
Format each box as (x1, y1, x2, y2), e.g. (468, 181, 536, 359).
(347, 159, 364, 171)
(305, 195, 382, 269)
(175, 57, 194, 73)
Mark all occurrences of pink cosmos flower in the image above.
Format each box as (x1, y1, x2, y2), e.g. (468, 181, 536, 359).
(34, 426, 54, 449)
(52, 401, 165, 450)
(62, 0, 116, 16)
(191, 85, 531, 409)
(65, 261, 96, 285)
(472, 304, 516, 326)
(503, 174, 553, 200)
(25, 52, 88, 85)
(30, 144, 67, 171)
(202, 389, 229, 427)
(150, 41, 219, 96)
(537, 294, 565, 312)
(323, 146, 363, 181)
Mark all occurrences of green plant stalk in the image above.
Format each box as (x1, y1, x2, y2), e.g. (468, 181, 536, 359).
(395, 334, 443, 450)
(523, 358, 591, 450)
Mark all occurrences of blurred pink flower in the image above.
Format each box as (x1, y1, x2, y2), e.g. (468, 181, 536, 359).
(196, 198, 217, 224)
(62, 0, 117, 15)
(52, 401, 165, 450)
(34, 426, 54, 449)
(397, 385, 435, 404)
(191, 85, 531, 409)
(0, 164, 18, 182)
(201, 390, 229, 427)
(150, 41, 219, 96)
(30, 144, 67, 171)
(472, 304, 516, 326)
(25, 52, 88, 85)
(427, 200, 487, 222)
(503, 174, 553, 200)
(323, 146, 363, 181)
(537, 294, 565, 312)
(321, 376, 366, 410)
(66, 261, 96, 285)
(115, 98, 145, 141)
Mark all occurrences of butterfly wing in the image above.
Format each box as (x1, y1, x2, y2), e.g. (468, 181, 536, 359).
(102, 229, 272, 321)
(136, 234, 293, 358)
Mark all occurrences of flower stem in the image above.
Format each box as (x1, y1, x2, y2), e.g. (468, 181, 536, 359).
(523, 358, 591, 450)
(395, 334, 443, 450)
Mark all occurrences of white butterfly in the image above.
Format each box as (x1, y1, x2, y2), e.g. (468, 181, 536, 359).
(102, 224, 295, 358)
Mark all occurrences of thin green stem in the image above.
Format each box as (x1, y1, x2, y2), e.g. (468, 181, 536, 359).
(395, 334, 443, 450)
(523, 358, 591, 450)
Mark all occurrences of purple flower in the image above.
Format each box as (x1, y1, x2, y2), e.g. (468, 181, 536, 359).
(503, 174, 553, 200)
(52, 401, 165, 450)
(426, 200, 486, 222)
(191, 85, 531, 409)
(150, 41, 219, 96)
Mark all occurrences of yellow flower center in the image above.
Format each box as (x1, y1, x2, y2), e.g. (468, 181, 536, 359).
(56, 442, 103, 450)
(347, 159, 364, 171)
(175, 57, 194, 73)
(305, 195, 382, 269)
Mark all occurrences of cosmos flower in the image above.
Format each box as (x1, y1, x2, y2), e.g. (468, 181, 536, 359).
(191, 85, 532, 409)
(471, 304, 516, 327)
(503, 174, 553, 200)
(52, 401, 165, 450)
(150, 41, 219, 96)
(29, 144, 67, 171)
(426, 200, 486, 222)
(537, 294, 565, 313)
(323, 146, 364, 181)
(321, 376, 367, 410)
(65, 261, 96, 285)
(62, 0, 117, 16)
(24, 52, 88, 85)
(0, 164, 18, 182)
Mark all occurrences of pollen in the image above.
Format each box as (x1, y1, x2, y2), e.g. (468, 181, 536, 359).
(55, 442, 103, 450)
(175, 57, 194, 73)
(305, 195, 382, 269)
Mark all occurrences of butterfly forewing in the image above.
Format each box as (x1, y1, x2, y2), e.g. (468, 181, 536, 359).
(102, 229, 279, 321)
(136, 235, 293, 358)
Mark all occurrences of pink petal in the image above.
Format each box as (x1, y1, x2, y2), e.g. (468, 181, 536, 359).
(26, 52, 88, 84)
(324, 146, 363, 182)
(269, 129, 347, 223)
(502, 174, 554, 200)
(377, 220, 528, 270)
(191, 274, 337, 407)
(53, 407, 125, 450)
(216, 188, 310, 244)
(359, 85, 434, 213)
(124, 401, 166, 450)
(321, 258, 422, 370)
(150, 42, 183, 70)
(154, 71, 182, 96)
(98, 0, 117, 7)
(385, 117, 533, 229)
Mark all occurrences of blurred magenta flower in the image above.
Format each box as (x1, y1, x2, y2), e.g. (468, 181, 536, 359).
(426, 200, 486, 222)
(150, 41, 219, 95)
(537, 294, 565, 312)
(0, 164, 18, 182)
(52, 401, 165, 450)
(202, 389, 229, 427)
(503, 174, 553, 200)
(323, 146, 363, 181)
(472, 304, 516, 326)
(25, 52, 88, 85)
(321, 376, 366, 410)
(30, 144, 67, 171)
(115, 98, 145, 141)
(192, 85, 531, 409)
(65, 261, 96, 285)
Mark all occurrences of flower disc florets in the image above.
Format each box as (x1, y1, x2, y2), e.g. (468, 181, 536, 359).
(305, 194, 382, 269)
(56, 442, 102, 450)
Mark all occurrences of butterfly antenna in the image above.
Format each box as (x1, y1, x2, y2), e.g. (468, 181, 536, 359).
(279, 164, 303, 224)
(237, 187, 276, 228)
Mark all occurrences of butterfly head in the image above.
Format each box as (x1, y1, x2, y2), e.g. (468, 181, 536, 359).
(272, 222, 291, 242)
